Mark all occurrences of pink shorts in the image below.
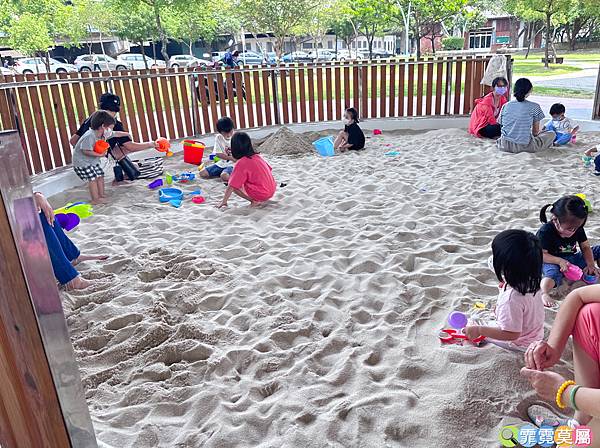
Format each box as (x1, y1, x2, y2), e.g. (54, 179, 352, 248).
(572, 303, 600, 362)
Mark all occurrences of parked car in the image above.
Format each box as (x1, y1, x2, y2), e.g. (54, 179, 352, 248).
(266, 52, 278, 65)
(74, 54, 132, 72)
(236, 51, 266, 66)
(1, 67, 13, 75)
(307, 49, 335, 61)
(211, 51, 226, 63)
(369, 49, 394, 59)
(117, 53, 166, 70)
(281, 51, 312, 63)
(52, 57, 70, 65)
(13, 57, 78, 74)
(169, 54, 204, 68)
(335, 49, 364, 61)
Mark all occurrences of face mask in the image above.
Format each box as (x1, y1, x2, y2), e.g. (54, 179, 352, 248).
(343, 118, 351, 125)
(103, 128, 113, 139)
(494, 86, 507, 95)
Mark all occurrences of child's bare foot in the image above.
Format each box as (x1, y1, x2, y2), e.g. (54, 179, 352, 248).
(65, 276, 92, 290)
(541, 293, 557, 308)
(72, 254, 109, 265)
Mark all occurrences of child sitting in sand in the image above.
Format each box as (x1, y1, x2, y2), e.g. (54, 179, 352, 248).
(218, 132, 276, 208)
(199, 117, 235, 183)
(537, 195, 600, 307)
(544, 103, 579, 146)
(464, 230, 544, 351)
(334, 107, 365, 152)
(583, 145, 600, 174)
(72, 110, 129, 204)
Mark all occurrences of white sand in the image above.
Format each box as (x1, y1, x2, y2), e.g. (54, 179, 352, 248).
(50, 129, 600, 447)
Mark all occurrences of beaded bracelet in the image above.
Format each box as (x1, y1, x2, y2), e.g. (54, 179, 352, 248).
(570, 385, 582, 411)
(556, 380, 576, 409)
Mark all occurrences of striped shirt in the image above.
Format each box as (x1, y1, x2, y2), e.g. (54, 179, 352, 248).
(499, 100, 545, 145)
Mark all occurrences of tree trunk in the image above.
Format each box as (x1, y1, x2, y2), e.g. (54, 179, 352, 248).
(429, 33, 436, 55)
(153, 3, 169, 62)
(139, 40, 149, 70)
(189, 40, 193, 55)
(544, 12, 551, 69)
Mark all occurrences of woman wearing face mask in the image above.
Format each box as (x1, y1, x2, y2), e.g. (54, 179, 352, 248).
(496, 78, 556, 154)
(334, 107, 365, 153)
(468, 77, 509, 139)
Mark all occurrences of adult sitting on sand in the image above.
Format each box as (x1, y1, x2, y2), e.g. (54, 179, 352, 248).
(522, 284, 600, 436)
(35, 192, 107, 290)
(70, 93, 158, 158)
(496, 78, 555, 154)
(468, 77, 508, 139)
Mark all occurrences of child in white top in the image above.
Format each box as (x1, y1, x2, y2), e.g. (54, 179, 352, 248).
(199, 117, 235, 182)
(545, 103, 579, 145)
(464, 229, 544, 351)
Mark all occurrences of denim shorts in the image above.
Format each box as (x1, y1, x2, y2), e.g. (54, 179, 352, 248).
(205, 164, 233, 177)
(543, 245, 600, 286)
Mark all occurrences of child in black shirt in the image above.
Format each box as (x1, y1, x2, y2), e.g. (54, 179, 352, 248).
(334, 107, 365, 152)
(537, 195, 600, 307)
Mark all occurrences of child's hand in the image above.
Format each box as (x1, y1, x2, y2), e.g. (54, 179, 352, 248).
(463, 325, 481, 340)
(525, 340, 561, 371)
(584, 265, 600, 276)
(217, 201, 228, 209)
(559, 260, 569, 272)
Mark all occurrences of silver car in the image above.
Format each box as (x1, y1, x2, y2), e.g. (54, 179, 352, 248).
(13, 57, 78, 74)
(169, 55, 204, 68)
(117, 53, 166, 70)
(74, 54, 132, 72)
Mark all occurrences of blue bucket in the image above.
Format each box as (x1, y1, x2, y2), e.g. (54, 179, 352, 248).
(158, 188, 183, 203)
(313, 137, 335, 157)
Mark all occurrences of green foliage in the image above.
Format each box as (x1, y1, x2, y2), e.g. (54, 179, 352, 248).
(346, 0, 392, 55)
(6, 12, 53, 56)
(442, 36, 464, 50)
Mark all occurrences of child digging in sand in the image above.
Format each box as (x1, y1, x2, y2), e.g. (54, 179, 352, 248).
(218, 132, 276, 208)
(334, 107, 365, 152)
(464, 229, 544, 351)
(537, 195, 600, 307)
(72, 110, 129, 204)
(199, 116, 235, 183)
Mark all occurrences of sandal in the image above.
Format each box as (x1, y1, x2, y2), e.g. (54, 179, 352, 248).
(527, 404, 579, 428)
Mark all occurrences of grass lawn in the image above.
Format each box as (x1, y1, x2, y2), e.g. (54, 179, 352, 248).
(533, 86, 594, 99)
(512, 60, 583, 77)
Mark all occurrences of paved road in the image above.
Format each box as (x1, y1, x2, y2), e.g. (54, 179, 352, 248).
(530, 95, 594, 120)
(534, 75, 597, 91)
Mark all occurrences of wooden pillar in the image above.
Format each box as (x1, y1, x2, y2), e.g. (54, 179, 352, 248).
(593, 62, 600, 120)
(0, 130, 97, 447)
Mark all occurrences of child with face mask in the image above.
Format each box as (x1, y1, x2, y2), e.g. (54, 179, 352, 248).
(544, 103, 579, 145)
(334, 107, 365, 152)
(72, 110, 130, 204)
(468, 77, 509, 139)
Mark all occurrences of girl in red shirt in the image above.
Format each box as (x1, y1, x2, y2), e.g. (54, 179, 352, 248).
(218, 132, 277, 208)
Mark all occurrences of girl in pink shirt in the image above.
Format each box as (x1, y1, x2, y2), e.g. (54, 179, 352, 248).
(464, 229, 545, 351)
(218, 132, 276, 208)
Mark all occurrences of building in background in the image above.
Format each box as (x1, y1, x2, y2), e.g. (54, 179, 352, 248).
(465, 13, 543, 52)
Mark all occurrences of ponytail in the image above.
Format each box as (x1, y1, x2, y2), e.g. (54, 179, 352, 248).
(513, 78, 533, 102)
(540, 195, 588, 225)
(539, 204, 552, 223)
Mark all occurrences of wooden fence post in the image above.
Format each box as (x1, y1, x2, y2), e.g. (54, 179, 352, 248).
(271, 68, 281, 125)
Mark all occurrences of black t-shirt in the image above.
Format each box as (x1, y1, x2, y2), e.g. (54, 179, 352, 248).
(536, 222, 587, 256)
(345, 123, 365, 150)
(76, 117, 131, 149)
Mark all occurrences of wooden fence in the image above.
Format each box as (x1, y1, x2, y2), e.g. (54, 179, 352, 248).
(0, 56, 502, 176)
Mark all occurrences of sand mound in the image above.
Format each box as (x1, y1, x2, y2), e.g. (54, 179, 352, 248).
(259, 126, 314, 156)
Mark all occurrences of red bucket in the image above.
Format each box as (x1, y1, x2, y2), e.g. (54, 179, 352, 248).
(183, 140, 205, 165)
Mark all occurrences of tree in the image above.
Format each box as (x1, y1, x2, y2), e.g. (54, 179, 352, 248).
(330, 15, 358, 53)
(0, 0, 82, 66)
(163, 4, 218, 56)
(239, 0, 319, 57)
(558, 0, 600, 51)
(505, 0, 567, 68)
(302, 2, 336, 57)
(346, 0, 392, 58)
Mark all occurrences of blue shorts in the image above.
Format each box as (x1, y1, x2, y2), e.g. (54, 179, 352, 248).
(205, 164, 233, 177)
(543, 245, 600, 286)
(554, 132, 573, 146)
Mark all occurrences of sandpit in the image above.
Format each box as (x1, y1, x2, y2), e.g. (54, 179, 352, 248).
(48, 128, 600, 447)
